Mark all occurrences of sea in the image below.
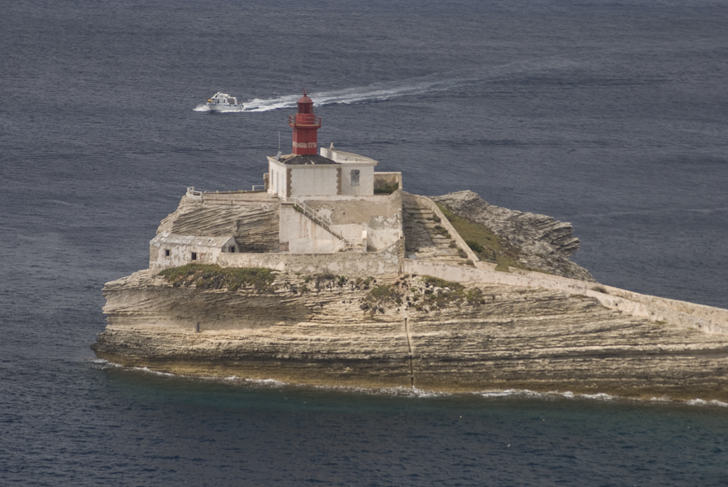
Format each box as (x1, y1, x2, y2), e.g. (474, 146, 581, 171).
(2, 0, 728, 485)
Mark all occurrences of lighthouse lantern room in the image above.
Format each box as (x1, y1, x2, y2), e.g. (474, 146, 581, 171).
(289, 91, 321, 155)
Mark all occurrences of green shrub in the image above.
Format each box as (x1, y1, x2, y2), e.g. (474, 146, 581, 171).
(374, 182, 399, 194)
(159, 264, 275, 291)
(466, 240, 484, 253)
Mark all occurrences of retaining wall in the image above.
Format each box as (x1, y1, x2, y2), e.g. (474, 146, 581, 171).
(403, 260, 728, 335)
(217, 240, 403, 278)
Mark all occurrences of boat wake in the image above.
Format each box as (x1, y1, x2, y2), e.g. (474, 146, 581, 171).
(241, 77, 465, 112)
(196, 53, 592, 113)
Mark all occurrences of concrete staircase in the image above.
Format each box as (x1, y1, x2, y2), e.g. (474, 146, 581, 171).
(402, 193, 470, 266)
(288, 197, 355, 251)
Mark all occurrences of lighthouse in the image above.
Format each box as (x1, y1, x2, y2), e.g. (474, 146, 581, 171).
(289, 91, 321, 155)
(267, 92, 386, 201)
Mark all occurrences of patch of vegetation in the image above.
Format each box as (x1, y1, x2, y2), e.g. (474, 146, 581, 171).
(433, 225, 451, 239)
(159, 264, 275, 292)
(359, 276, 487, 314)
(298, 273, 348, 292)
(466, 240, 484, 254)
(354, 276, 374, 290)
(415, 275, 486, 309)
(362, 283, 405, 314)
(374, 181, 399, 194)
(422, 276, 462, 290)
(369, 284, 402, 301)
(465, 287, 484, 304)
(436, 202, 525, 272)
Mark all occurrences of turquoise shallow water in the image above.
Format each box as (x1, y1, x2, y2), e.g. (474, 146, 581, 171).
(2, 0, 728, 484)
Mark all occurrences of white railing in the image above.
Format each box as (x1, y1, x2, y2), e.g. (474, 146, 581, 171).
(186, 185, 265, 197)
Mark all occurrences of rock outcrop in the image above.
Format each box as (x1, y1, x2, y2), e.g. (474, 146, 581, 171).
(433, 191, 594, 281)
(93, 270, 728, 402)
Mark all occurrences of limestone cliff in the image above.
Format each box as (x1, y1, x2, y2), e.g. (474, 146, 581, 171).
(93, 269, 728, 402)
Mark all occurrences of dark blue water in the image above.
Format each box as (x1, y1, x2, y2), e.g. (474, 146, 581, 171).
(2, 0, 728, 485)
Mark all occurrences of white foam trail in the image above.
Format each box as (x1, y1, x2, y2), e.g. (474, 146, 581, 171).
(247, 73, 482, 112)
(242, 78, 463, 112)
(236, 55, 585, 113)
(687, 398, 728, 408)
(479, 389, 619, 403)
(84, 360, 728, 407)
(193, 103, 210, 112)
(130, 366, 176, 377)
(480, 388, 542, 399)
(580, 393, 615, 401)
(244, 378, 288, 387)
(88, 358, 121, 369)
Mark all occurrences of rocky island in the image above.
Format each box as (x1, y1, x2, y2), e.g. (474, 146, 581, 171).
(93, 94, 728, 402)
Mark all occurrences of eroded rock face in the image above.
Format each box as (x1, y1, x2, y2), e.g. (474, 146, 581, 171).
(433, 191, 594, 281)
(93, 271, 728, 401)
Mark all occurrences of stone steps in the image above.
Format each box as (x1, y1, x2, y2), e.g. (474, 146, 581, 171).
(402, 194, 471, 266)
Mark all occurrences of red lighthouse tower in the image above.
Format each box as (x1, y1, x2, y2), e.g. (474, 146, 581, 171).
(289, 91, 322, 155)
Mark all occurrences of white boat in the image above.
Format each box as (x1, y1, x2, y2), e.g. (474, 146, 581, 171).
(205, 92, 245, 112)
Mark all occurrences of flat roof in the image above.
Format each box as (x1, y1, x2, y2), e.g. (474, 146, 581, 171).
(276, 154, 339, 166)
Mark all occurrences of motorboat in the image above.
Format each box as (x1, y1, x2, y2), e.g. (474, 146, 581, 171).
(205, 92, 244, 112)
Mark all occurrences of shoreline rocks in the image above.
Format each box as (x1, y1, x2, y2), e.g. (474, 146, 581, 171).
(93, 270, 728, 402)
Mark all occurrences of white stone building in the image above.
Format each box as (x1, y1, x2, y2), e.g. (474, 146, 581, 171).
(149, 92, 404, 270)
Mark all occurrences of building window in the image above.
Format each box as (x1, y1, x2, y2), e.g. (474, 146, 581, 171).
(191, 252, 197, 261)
(351, 169, 360, 187)
(165, 249, 170, 257)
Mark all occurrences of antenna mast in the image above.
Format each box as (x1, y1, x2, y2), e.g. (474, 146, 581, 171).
(275, 131, 282, 160)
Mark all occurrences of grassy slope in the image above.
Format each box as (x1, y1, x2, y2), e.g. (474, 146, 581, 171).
(435, 202, 527, 272)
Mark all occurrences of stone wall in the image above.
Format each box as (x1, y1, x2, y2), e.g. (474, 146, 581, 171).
(279, 202, 341, 253)
(301, 191, 403, 251)
(291, 165, 340, 197)
(302, 191, 402, 228)
(185, 189, 268, 204)
(217, 239, 403, 277)
(374, 172, 402, 192)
